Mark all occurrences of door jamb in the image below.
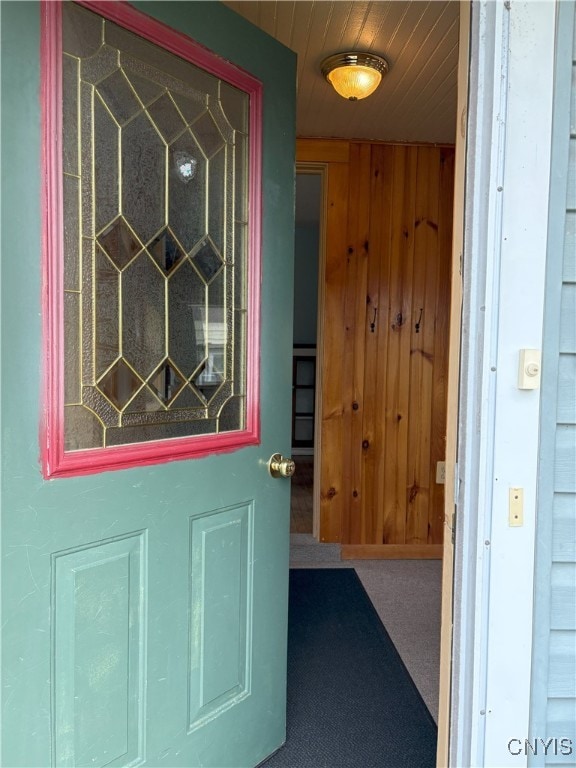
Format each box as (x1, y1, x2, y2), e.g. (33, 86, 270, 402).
(436, 1, 471, 764)
(294, 162, 328, 539)
(296, 140, 351, 543)
(448, 2, 557, 765)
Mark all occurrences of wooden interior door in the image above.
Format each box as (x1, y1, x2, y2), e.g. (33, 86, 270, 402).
(0, 2, 296, 766)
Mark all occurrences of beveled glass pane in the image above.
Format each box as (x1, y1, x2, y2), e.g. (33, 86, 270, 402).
(147, 93, 186, 143)
(125, 386, 164, 414)
(208, 269, 225, 369)
(190, 111, 225, 159)
(233, 310, 247, 396)
(97, 359, 143, 411)
(193, 359, 223, 404)
(206, 382, 233, 418)
(63, 2, 103, 59)
(98, 218, 141, 269)
(106, 24, 219, 98)
(123, 402, 205, 426)
(169, 134, 206, 253)
(96, 69, 141, 124)
(171, 386, 205, 410)
(168, 261, 206, 376)
(208, 100, 234, 145)
(81, 44, 119, 87)
(192, 240, 223, 283)
(172, 92, 208, 127)
(224, 145, 235, 264)
(81, 238, 95, 383)
(83, 385, 123, 427)
(123, 67, 165, 108)
(120, 52, 209, 114)
(218, 396, 244, 432)
(225, 213, 234, 268)
(94, 94, 120, 232)
(234, 223, 248, 307)
(80, 83, 95, 238)
(63, 55, 79, 176)
(149, 361, 185, 406)
(219, 82, 248, 134)
(122, 112, 166, 245)
(105, 419, 217, 447)
(63, 174, 80, 291)
(62, 4, 251, 453)
(64, 292, 81, 405)
(149, 228, 185, 274)
(234, 134, 248, 223)
(122, 254, 165, 379)
(208, 147, 226, 254)
(94, 246, 120, 378)
(64, 405, 104, 452)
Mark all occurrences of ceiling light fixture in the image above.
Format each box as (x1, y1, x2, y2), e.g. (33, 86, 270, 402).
(321, 52, 389, 101)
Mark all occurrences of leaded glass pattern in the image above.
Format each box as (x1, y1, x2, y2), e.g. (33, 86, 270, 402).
(62, 2, 250, 452)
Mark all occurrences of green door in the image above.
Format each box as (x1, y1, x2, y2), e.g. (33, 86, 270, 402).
(0, 2, 296, 766)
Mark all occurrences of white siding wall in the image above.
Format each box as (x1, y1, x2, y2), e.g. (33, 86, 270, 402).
(530, 4, 576, 767)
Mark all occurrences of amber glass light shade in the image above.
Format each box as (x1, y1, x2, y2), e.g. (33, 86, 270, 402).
(321, 52, 389, 101)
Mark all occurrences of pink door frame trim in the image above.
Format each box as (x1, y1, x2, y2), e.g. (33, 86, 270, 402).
(41, 0, 263, 478)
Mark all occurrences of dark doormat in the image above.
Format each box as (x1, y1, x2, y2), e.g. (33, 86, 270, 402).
(263, 568, 437, 768)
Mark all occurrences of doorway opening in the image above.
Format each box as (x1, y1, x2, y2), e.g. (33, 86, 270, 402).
(289, 147, 449, 727)
(290, 171, 323, 536)
(285, 7, 469, 761)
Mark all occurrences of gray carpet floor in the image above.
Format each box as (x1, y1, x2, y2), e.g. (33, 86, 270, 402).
(290, 533, 442, 722)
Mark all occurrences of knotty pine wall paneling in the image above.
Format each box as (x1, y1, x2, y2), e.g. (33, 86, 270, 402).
(342, 143, 372, 545)
(299, 139, 454, 557)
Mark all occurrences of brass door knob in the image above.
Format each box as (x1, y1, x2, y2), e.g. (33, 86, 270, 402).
(268, 453, 296, 479)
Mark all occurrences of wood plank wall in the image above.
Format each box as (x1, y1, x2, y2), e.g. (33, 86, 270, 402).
(299, 140, 454, 558)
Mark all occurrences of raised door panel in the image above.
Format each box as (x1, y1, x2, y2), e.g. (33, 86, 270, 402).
(52, 534, 146, 767)
(188, 504, 253, 730)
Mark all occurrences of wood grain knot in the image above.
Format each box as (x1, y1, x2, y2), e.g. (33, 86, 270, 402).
(362, 439, 370, 450)
(408, 482, 419, 503)
(415, 217, 438, 231)
(411, 348, 434, 362)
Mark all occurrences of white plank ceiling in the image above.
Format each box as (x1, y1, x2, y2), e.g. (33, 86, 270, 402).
(222, 0, 460, 145)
